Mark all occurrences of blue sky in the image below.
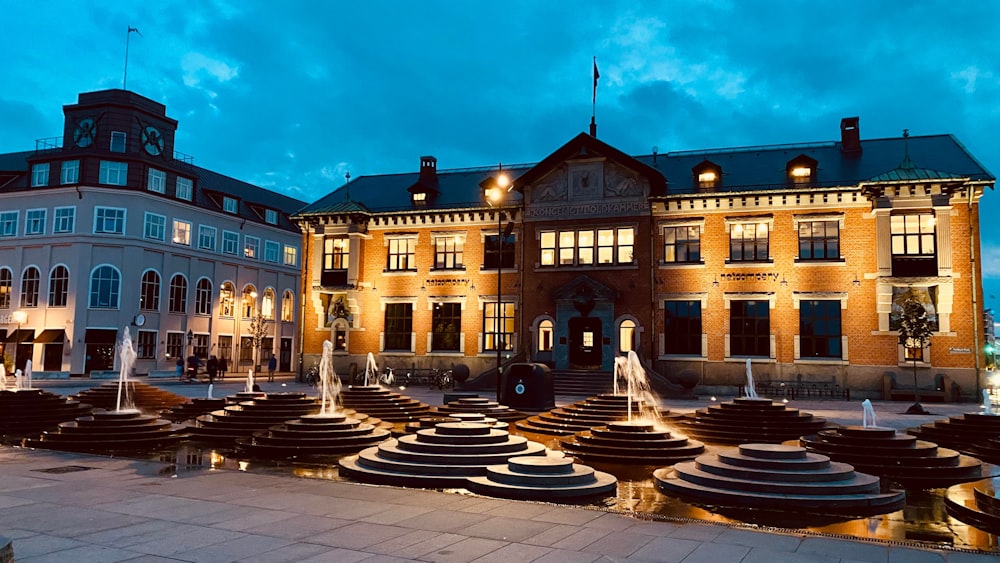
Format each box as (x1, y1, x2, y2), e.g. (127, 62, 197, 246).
(4, 1, 1000, 306)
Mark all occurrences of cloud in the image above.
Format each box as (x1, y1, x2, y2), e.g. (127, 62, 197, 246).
(181, 52, 239, 88)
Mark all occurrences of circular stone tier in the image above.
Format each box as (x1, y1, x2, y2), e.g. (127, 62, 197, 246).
(967, 437, 1000, 465)
(401, 413, 505, 435)
(431, 397, 526, 422)
(654, 443, 905, 515)
(339, 420, 549, 487)
(798, 426, 989, 488)
(677, 397, 830, 444)
(71, 381, 188, 413)
(185, 392, 321, 444)
(235, 410, 393, 460)
(560, 420, 705, 465)
(0, 388, 93, 441)
(945, 477, 1000, 534)
(908, 412, 1000, 459)
(161, 398, 228, 422)
(338, 386, 433, 422)
(515, 394, 667, 436)
(23, 409, 184, 452)
(466, 455, 618, 501)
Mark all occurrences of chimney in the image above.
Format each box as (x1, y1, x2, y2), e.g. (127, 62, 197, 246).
(840, 117, 861, 154)
(419, 156, 437, 182)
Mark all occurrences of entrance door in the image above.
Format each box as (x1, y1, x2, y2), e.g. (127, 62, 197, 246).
(43, 343, 62, 371)
(568, 317, 602, 369)
(84, 344, 114, 373)
(280, 338, 292, 371)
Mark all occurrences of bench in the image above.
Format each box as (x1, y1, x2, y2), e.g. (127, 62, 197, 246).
(739, 379, 850, 400)
(148, 370, 180, 379)
(32, 371, 70, 379)
(89, 370, 120, 379)
(883, 372, 960, 402)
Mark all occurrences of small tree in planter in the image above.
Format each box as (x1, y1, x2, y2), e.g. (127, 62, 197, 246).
(898, 297, 934, 415)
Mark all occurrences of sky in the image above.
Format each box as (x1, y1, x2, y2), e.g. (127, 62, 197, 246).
(3, 1, 1000, 307)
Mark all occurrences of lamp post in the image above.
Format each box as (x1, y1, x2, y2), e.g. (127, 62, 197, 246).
(186, 329, 193, 358)
(11, 310, 27, 372)
(487, 169, 510, 401)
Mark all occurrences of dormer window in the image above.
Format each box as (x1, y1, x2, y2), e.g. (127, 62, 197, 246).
(791, 167, 812, 181)
(223, 196, 238, 213)
(786, 155, 817, 185)
(265, 209, 278, 224)
(412, 191, 428, 205)
(693, 160, 721, 191)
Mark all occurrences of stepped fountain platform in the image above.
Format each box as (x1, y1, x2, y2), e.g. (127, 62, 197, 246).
(514, 394, 665, 436)
(235, 410, 393, 460)
(908, 412, 1000, 457)
(339, 420, 549, 488)
(560, 420, 704, 465)
(654, 443, 905, 515)
(185, 392, 321, 444)
(338, 385, 433, 422)
(945, 477, 1000, 534)
(966, 437, 1000, 465)
(401, 412, 505, 435)
(71, 381, 188, 413)
(23, 409, 184, 452)
(0, 388, 93, 441)
(797, 426, 990, 488)
(466, 455, 618, 501)
(431, 396, 526, 422)
(161, 398, 228, 422)
(677, 397, 831, 444)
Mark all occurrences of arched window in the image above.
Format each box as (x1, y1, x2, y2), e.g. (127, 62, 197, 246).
(89, 265, 121, 309)
(281, 290, 294, 322)
(538, 319, 553, 352)
(140, 270, 160, 311)
(242, 285, 257, 318)
(262, 287, 275, 320)
(0, 268, 12, 309)
(619, 319, 636, 353)
(195, 278, 213, 315)
(20, 266, 41, 308)
(48, 265, 69, 307)
(168, 274, 187, 313)
(220, 282, 235, 317)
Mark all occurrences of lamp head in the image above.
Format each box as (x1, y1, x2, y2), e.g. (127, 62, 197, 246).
(11, 311, 27, 324)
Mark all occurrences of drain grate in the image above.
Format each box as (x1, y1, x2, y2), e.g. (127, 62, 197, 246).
(33, 465, 96, 474)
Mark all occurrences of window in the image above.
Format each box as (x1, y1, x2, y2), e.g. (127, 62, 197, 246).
(540, 232, 556, 266)
(281, 290, 293, 322)
(262, 288, 275, 320)
(198, 226, 216, 251)
(166, 332, 183, 361)
(538, 319, 553, 352)
(61, 160, 79, 184)
(89, 265, 121, 309)
(144, 213, 166, 241)
(730, 300, 770, 356)
(617, 228, 634, 263)
(195, 278, 213, 315)
(98, 161, 128, 185)
(147, 168, 166, 193)
(193, 334, 209, 359)
(800, 300, 842, 359)
(217, 335, 233, 365)
(222, 231, 239, 255)
(242, 285, 257, 318)
(0, 269, 10, 308)
(434, 235, 464, 270)
(31, 163, 49, 187)
(790, 166, 813, 184)
(110, 131, 127, 153)
(0, 211, 17, 237)
(787, 156, 817, 185)
(176, 177, 193, 201)
(24, 209, 46, 236)
(559, 231, 574, 265)
(137, 330, 157, 359)
(168, 275, 187, 313)
(223, 196, 238, 213)
(384, 303, 413, 351)
(577, 231, 594, 264)
(140, 270, 160, 311)
(264, 241, 280, 263)
(431, 302, 462, 351)
(49, 265, 69, 307)
(664, 301, 702, 355)
(799, 221, 839, 260)
(94, 207, 126, 234)
(485, 232, 515, 269)
(729, 222, 769, 262)
(321, 237, 348, 285)
(664, 226, 701, 263)
(20, 266, 40, 308)
(53, 207, 75, 233)
(485, 302, 515, 352)
(172, 220, 191, 245)
(538, 227, 632, 267)
(220, 282, 235, 317)
(891, 213, 935, 256)
(283, 245, 298, 267)
(889, 286, 939, 332)
(265, 209, 278, 224)
(619, 320, 636, 353)
(387, 237, 415, 271)
(244, 236, 259, 259)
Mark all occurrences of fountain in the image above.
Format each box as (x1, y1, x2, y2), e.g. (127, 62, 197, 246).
(318, 340, 340, 415)
(743, 358, 757, 399)
(23, 359, 32, 391)
(13, 369, 22, 391)
(862, 399, 877, 428)
(907, 388, 1000, 463)
(339, 353, 432, 422)
(984, 389, 995, 416)
(245, 369, 255, 393)
(160, 383, 227, 423)
(431, 396, 525, 422)
(116, 327, 136, 412)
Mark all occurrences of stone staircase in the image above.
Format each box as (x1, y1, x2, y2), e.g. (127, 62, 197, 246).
(551, 369, 613, 396)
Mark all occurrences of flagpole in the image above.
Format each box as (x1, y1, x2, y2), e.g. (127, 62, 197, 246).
(590, 56, 599, 137)
(123, 26, 141, 90)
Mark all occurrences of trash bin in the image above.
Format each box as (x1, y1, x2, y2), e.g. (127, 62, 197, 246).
(500, 363, 555, 410)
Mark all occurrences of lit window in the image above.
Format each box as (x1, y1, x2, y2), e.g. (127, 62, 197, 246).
(31, 163, 50, 187)
(147, 168, 166, 193)
(664, 226, 701, 263)
(434, 234, 464, 269)
(617, 228, 634, 263)
(790, 166, 812, 183)
(281, 290, 294, 322)
(559, 231, 575, 265)
(262, 288, 275, 320)
(219, 282, 235, 317)
(577, 230, 594, 265)
(619, 320, 636, 353)
(172, 220, 191, 245)
(412, 192, 427, 204)
(176, 177, 193, 201)
(540, 232, 556, 266)
(538, 320, 553, 352)
(61, 160, 79, 184)
(597, 229, 615, 263)
(387, 237, 415, 271)
(244, 236, 260, 259)
(283, 245, 298, 267)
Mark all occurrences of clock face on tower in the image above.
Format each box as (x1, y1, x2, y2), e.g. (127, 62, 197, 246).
(141, 125, 164, 156)
(73, 118, 97, 148)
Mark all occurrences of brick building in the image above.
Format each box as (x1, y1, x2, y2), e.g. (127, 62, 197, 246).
(294, 118, 994, 399)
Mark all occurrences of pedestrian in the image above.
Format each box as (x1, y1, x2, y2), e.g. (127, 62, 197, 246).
(175, 357, 184, 380)
(218, 357, 228, 380)
(186, 354, 202, 383)
(206, 355, 218, 384)
(267, 353, 277, 382)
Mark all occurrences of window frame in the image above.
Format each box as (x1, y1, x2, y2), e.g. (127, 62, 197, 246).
(730, 300, 771, 357)
(53, 206, 75, 234)
(172, 220, 192, 246)
(60, 160, 79, 185)
(664, 300, 702, 355)
(728, 221, 770, 262)
(663, 225, 702, 263)
(48, 265, 69, 308)
(110, 131, 127, 153)
(283, 245, 298, 267)
(168, 274, 188, 314)
(433, 234, 465, 270)
(137, 330, 157, 359)
(244, 235, 260, 259)
(31, 163, 50, 187)
(143, 212, 166, 241)
(0, 211, 18, 237)
(147, 168, 166, 194)
(799, 299, 843, 359)
(94, 207, 126, 235)
(195, 278, 213, 316)
(264, 240, 280, 263)
(222, 230, 240, 255)
(383, 303, 413, 351)
(431, 301, 463, 352)
(175, 177, 193, 201)
(24, 208, 46, 236)
(98, 160, 128, 186)
(88, 264, 121, 309)
(20, 266, 41, 308)
(198, 225, 217, 251)
(484, 301, 515, 353)
(140, 270, 161, 311)
(798, 220, 840, 261)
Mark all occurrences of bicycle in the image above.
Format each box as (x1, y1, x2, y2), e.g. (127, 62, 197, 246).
(304, 364, 319, 387)
(430, 368, 453, 390)
(378, 367, 395, 386)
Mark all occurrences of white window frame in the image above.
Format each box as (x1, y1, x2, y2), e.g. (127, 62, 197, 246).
(98, 161, 128, 186)
(244, 235, 260, 259)
(172, 220, 192, 246)
(147, 168, 166, 194)
(144, 212, 166, 241)
(0, 211, 17, 237)
(31, 163, 50, 187)
(94, 207, 126, 235)
(198, 225, 217, 251)
(53, 206, 75, 233)
(24, 208, 46, 236)
(61, 160, 79, 185)
(223, 196, 238, 213)
(222, 230, 240, 255)
(175, 177, 193, 201)
(264, 240, 280, 263)
(265, 209, 278, 224)
(283, 245, 298, 267)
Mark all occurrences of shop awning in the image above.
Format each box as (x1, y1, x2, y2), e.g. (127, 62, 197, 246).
(34, 329, 66, 344)
(84, 329, 118, 344)
(1, 329, 34, 343)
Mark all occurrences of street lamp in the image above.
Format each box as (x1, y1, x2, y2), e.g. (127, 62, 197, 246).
(186, 329, 193, 358)
(11, 310, 27, 372)
(487, 169, 510, 401)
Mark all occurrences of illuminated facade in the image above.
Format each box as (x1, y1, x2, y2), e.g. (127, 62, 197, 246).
(0, 90, 304, 376)
(296, 118, 994, 398)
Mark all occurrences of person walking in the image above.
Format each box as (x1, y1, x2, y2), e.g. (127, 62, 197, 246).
(267, 353, 277, 382)
(206, 355, 218, 384)
(218, 356, 228, 380)
(175, 357, 184, 380)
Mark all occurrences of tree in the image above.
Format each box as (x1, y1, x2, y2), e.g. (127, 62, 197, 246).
(898, 297, 934, 415)
(248, 313, 268, 373)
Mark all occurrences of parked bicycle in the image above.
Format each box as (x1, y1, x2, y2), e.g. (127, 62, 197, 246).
(430, 368, 453, 390)
(304, 364, 319, 387)
(379, 366, 395, 386)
